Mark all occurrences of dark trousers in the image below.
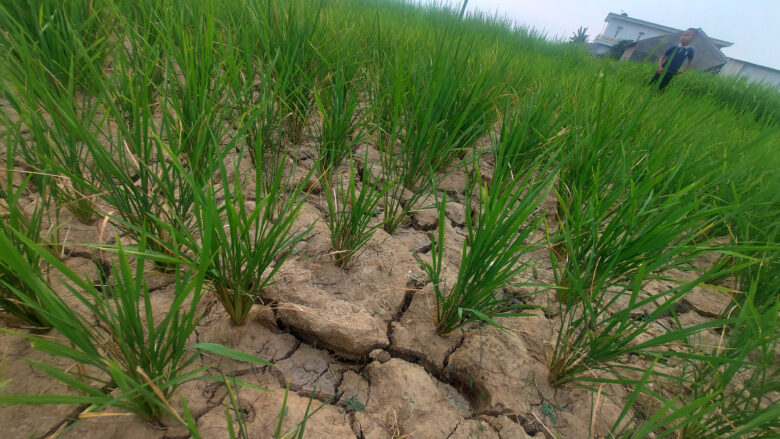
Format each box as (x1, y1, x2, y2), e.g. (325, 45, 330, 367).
(649, 71, 674, 92)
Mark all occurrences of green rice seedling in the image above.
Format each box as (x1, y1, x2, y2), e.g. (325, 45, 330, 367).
(546, 259, 751, 388)
(0, 44, 101, 224)
(676, 283, 779, 438)
(313, 65, 365, 181)
(224, 3, 281, 167)
(324, 157, 388, 268)
(609, 284, 779, 438)
(158, 1, 231, 174)
(417, 142, 560, 335)
(0, 222, 274, 427)
(263, 0, 325, 143)
(374, 31, 503, 234)
(497, 86, 568, 174)
(0, 0, 112, 91)
(192, 147, 313, 325)
(552, 74, 732, 302)
(85, 21, 204, 271)
(0, 226, 209, 420)
(0, 139, 53, 327)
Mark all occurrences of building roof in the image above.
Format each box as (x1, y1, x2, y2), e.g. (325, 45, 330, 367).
(604, 12, 733, 48)
(624, 30, 728, 72)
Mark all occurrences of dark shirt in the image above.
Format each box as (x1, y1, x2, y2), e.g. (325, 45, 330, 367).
(662, 45, 695, 74)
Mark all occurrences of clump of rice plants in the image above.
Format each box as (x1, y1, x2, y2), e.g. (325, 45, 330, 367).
(193, 148, 312, 325)
(0, 147, 53, 328)
(313, 65, 365, 181)
(609, 283, 779, 438)
(0, 226, 266, 421)
(0, 0, 113, 91)
(263, 0, 325, 143)
(159, 1, 231, 174)
(324, 157, 388, 268)
(374, 32, 503, 233)
(0, 46, 101, 224)
(417, 114, 560, 335)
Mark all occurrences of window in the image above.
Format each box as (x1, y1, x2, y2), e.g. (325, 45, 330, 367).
(614, 26, 623, 38)
(637, 31, 645, 41)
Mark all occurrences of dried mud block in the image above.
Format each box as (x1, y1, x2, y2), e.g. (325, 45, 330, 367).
(273, 344, 346, 400)
(410, 194, 438, 231)
(369, 348, 392, 363)
(446, 326, 548, 415)
(680, 284, 733, 318)
(63, 415, 187, 439)
(389, 287, 461, 373)
(438, 163, 469, 196)
(392, 227, 431, 254)
(676, 311, 723, 352)
(445, 200, 467, 227)
(450, 419, 500, 439)
(289, 203, 331, 258)
(196, 308, 300, 369)
(275, 296, 389, 360)
(197, 386, 354, 439)
(364, 358, 465, 438)
(482, 415, 537, 439)
(0, 333, 81, 438)
(340, 370, 370, 407)
(537, 389, 629, 439)
(352, 412, 394, 439)
(269, 233, 420, 360)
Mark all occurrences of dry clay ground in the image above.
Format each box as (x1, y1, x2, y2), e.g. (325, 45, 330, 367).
(0, 103, 735, 438)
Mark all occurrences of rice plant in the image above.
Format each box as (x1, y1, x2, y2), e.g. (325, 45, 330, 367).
(610, 283, 779, 438)
(0, 42, 100, 224)
(85, 21, 203, 271)
(263, 0, 325, 143)
(159, 1, 231, 174)
(324, 157, 388, 268)
(417, 130, 561, 335)
(193, 148, 313, 325)
(313, 65, 365, 181)
(552, 74, 731, 302)
(375, 31, 503, 233)
(0, 227, 215, 420)
(224, 4, 281, 166)
(0, 0, 112, 91)
(0, 140, 52, 328)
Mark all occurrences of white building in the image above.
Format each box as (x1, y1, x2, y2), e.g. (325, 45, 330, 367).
(720, 58, 780, 89)
(590, 12, 732, 55)
(590, 12, 780, 89)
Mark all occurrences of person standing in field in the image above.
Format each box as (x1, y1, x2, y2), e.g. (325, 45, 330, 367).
(649, 28, 697, 92)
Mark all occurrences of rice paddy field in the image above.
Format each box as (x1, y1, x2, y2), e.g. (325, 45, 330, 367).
(0, 0, 778, 437)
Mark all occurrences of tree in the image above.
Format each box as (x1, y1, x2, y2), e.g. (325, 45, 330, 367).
(609, 39, 634, 59)
(569, 26, 589, 44)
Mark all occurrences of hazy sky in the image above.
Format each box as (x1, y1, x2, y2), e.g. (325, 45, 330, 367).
(448, 0, 780, 70)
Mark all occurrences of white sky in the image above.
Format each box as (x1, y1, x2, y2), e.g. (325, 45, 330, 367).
(444, 0, 780, 70)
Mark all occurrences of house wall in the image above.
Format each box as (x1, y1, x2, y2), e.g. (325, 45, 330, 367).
(720, 60, 780, 88)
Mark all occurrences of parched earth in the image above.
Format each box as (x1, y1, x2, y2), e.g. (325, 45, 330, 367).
(0, 135, 736, 438)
